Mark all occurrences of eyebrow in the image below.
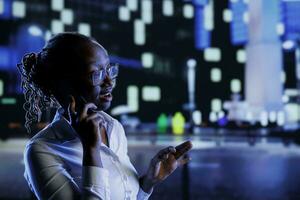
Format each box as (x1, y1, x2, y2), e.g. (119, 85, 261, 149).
(88, 62, 110, 73)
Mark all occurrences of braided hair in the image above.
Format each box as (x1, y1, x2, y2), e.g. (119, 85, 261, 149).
(17, 52, 59, 133)
(17, 32, 96, 133)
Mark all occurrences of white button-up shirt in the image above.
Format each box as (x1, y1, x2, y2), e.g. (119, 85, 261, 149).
(23, 108, 152, 200)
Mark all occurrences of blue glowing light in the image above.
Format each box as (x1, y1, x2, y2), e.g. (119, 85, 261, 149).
(193, 0, 211, 50)
(0, 0, 12, 19)
(229, 0, 248, 45)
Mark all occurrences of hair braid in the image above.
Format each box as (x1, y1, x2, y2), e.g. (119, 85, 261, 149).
(17, 53, 59, 134)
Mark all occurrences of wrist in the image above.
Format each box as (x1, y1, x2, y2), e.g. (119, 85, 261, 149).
(82, 147, 103, 167)
(139, 175, 155, 194)
(83, 145, 101, 153)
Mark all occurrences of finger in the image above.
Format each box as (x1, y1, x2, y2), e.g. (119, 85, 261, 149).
(161, 153, 169, 161)
(151, 146, 176, 165)
(158, 146, 176, 158)
(91, 116, 103, 127)
(79, 103, 97, 120)
(86, 113, 104, 123)
(174, 141, 193, 159)
(178, 156, 192, 166)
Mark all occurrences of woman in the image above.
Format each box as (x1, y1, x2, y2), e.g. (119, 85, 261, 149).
(18, 32, 193, 200)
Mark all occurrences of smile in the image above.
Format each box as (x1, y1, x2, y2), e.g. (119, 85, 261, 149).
(99, 92, 113, 101)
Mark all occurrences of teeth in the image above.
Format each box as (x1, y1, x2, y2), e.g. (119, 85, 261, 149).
(101, 93, 110, 97)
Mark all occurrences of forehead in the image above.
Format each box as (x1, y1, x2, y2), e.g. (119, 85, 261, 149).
(77, 41, 109, 72)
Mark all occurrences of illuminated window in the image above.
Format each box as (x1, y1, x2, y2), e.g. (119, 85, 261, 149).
(127, 0, 138, 11)
(230, 79, 241, 93)
(285, 89, 299, 96)
(211, 98, 222, 112)
(236, 49, 246, 63)
(183, 4, 194, 19)
(204, 0, 214, 31)
(209, 112, 217, 122)
(141, 52, 154, 68)
(0, 0, 4, 14)
(204, 48, 221, 62)
(211, 68, 221, 82)
(277, 111, 285, 126)
(12, 1, 26, 18)
(45, 30, 52, 41)
(142, 86, 161, 101)
(51, 0, 64, 11)
(192, 110, 202, 125)
(276, 23, 284, 36)
(0, 79, 3, 96)
(28, 26, 42, 36)
(243, 11, 249, 24)
(260, 111, 268, 127)
(51, 20, 64, 34)
(223, 9, 232, 22)
(1, 98, 16, 105)
(134, 20, 145, 45)
(141, 0, 152, 24)
(162, 0, 174, 16)
(283, 40, 294, 50)
(61, 9, 73, 25)
(218, 111, 225, 119)
(281, 71, 286, 83)
(128, 85, 139, 112)
(285, 103, 300, 122)
(282, 95, 289, 103)
(119, 6, 130, 21)
(78, 23, 91, 36)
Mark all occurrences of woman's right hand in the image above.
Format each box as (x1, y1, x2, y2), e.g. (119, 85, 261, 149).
(67, 95, 103, 151)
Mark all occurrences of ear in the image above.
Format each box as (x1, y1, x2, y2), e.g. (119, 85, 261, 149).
(50, 80, 77, 108)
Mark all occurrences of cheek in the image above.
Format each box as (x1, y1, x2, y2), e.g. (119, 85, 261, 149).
(82, 85, 101, 100)
(91, 86, 101, 97)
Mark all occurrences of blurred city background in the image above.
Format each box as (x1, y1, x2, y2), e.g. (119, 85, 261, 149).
(0, 0, 300, 199)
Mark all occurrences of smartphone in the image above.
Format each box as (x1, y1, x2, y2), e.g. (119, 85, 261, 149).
(75, 95, 98, 115)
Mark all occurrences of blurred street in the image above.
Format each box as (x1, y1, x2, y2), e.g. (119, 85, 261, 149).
(2, 134, 300, 200)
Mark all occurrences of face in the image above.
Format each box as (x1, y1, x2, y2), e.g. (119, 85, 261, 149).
(75, 41, 115, 111)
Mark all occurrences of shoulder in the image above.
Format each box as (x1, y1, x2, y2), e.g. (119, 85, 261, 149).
(24, 127, 65, 176)
(24, 124, 59, 162)
(28, 123, 56, 144)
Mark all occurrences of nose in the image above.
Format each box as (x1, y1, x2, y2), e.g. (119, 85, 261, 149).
(101, 72, 113, 87)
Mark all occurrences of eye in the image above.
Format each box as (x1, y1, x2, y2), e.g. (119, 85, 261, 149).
(91, 70, 101, 78)
(107, 64, 119, 78)
(91, 70, 105, 85)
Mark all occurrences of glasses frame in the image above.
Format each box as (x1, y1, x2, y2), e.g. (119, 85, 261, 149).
(88, 63, 119, 86)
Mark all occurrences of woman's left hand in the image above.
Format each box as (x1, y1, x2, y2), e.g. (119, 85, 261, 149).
(143, 141, 193, 188)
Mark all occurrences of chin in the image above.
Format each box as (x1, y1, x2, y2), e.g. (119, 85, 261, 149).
(97, 102, 111, 111)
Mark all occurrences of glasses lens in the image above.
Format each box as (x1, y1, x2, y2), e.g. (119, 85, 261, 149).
(90, 64, 119, 86)
(108, 64, 119, 78)
(92, 70, 105, 85)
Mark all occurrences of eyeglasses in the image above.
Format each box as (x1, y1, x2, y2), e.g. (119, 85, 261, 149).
(88, 63, 119, 86)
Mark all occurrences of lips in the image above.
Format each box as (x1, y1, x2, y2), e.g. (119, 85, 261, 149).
(99, 89, 113, 101)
